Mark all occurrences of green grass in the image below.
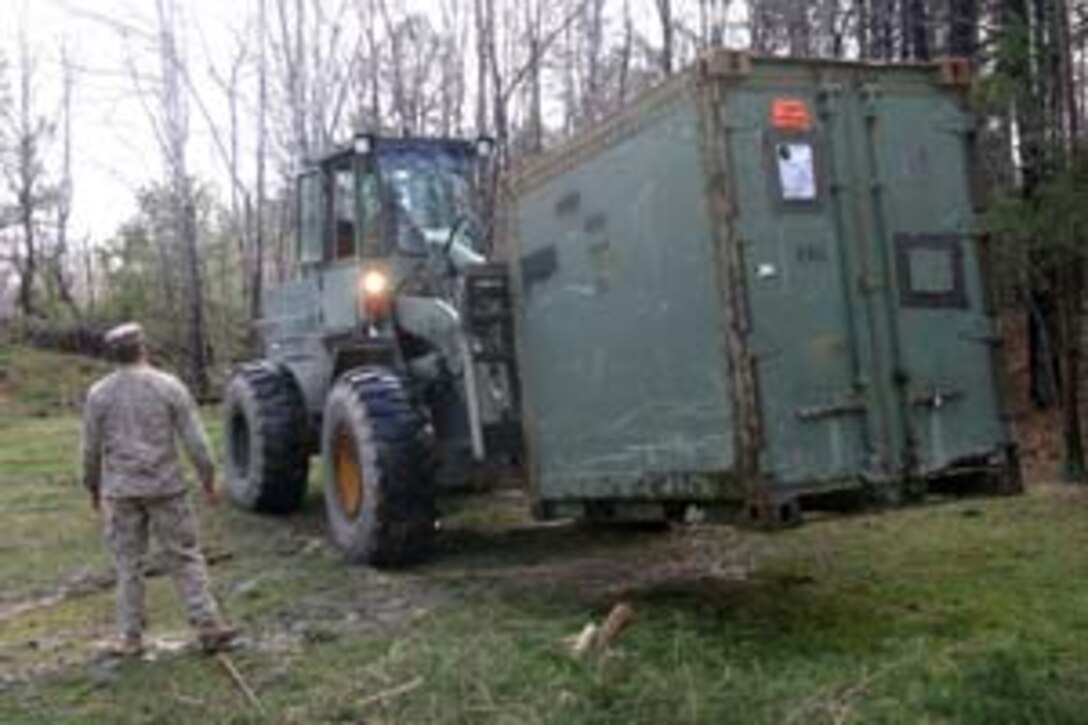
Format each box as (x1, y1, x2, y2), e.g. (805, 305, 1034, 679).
(4, 353, 1088, 722)
(0, 346, 113, 419)
(9, 484, 1088, 725)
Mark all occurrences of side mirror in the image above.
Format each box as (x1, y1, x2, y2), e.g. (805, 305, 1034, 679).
(475, 136, 496, 159)
(353, 134, 374, 156)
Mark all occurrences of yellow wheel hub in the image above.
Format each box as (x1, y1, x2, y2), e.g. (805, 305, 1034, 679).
(334, 427, 362, 518)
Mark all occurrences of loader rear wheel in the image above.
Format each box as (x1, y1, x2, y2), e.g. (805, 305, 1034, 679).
(223, 362, 310, 513)
(321, 367, 436, 567)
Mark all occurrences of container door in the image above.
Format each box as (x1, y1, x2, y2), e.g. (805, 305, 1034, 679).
(855, 81, 1007, 474)
(725, 86, 871, 486)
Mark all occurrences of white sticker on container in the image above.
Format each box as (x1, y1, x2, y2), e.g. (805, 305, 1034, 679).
(776, 143, 816, 201)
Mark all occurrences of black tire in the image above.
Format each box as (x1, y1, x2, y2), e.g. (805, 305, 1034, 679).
(322, 367, 437, 567)
(223, 362, 310, 513)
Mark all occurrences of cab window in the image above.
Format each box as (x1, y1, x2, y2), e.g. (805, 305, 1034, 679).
(358, 170, 383, 256)
(297, 171, 324, 265)
(330, 159, 356, 260)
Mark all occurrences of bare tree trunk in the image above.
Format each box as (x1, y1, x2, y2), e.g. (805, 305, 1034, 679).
(487, 0, 507, 146)
(438, 0, 465, 137)
(1054, 0, 1084, 479)
(53, 42, 80, 320)
(310, 1, 327, 149)
(1058, 257, 1085, 479)
(948, 0, 978, 58)
(655, 0, 673, 75)
(561, 5, 577, 134)
(252, 0, 268, 328)
(902, 0, 929, 59)
(787, 3, 811, 56)
(617, 0, 633, 105)
(273, 0, 309, 164)
(856, 0, 870, 58)
(1003, 0, 1049, 408)
(749, 1, 770, 54)
(474, 0, 490, 135)
(203, 28, 249, 333)
(12, 22, 40, 320)
(365, 4, 382, 131)
(525, 0, 544, 153)
(699, 0, 729, 48)
(869, 0, 895, 60)
(828, 0, 846, 58)
(295, 0, 308, 158)
(80, 234, 96, 316)
(1054, 0, 1078, 147)
(484, 0, 505, 252)
(379, 1, 409, 132)
(582, 0, 605, 122)
(16, 178, 37, 319)
(157, 0, 209, 396)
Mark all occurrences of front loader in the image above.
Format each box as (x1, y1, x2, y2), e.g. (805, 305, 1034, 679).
(222, 135, 521, 567)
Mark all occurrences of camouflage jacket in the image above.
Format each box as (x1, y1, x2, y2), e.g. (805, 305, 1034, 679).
(81, 364, 215, 499)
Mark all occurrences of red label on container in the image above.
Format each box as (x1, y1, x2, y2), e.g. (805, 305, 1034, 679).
(771, 98, 811, 131)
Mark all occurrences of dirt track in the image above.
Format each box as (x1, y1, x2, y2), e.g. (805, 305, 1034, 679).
(0, 487, 765, 689)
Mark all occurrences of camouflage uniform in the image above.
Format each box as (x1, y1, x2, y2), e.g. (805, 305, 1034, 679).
(82, 362, 222, 641)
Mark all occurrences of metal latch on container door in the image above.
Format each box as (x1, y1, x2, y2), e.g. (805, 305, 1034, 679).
(957, 330, 1002, 346)
(795, 396, 867, 421)
(909, 386, 964, 410)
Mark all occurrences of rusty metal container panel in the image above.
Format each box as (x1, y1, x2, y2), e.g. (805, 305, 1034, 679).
(512, 83, 738, 504)
(511, 54, 1017, 521)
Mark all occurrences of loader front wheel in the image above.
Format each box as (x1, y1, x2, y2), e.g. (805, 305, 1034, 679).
(321, 368, 436, 567)
(223, 362, 310, 513)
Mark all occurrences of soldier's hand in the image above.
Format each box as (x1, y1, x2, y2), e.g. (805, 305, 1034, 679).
(203, 480, 223, 507)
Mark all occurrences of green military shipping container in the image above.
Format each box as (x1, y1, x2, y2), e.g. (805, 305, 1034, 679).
(510, 52, 1020, 527)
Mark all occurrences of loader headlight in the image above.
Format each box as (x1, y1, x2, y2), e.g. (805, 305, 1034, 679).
(362, 269, 389, 297)
(359, 269, 392, 325)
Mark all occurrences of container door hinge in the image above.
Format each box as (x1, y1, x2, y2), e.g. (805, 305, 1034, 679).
(936, 57, 972, 87)
(698, 49, 752, 80)
(909, 386, 964, 410)
(796, 397, 867, 422)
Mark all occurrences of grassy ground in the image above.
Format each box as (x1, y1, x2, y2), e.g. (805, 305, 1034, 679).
(0, 346, 113, 419)
(4, 352, 1088, 723)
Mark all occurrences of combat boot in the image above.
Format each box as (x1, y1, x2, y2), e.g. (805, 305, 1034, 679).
(198, 622, 239, 653)
(103, 635, 144, 658)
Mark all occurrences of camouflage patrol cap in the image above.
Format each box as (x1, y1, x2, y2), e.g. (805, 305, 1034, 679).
(104, 322, 146, 348)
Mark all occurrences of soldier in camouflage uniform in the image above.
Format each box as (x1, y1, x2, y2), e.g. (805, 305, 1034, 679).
(81, 322, 236, 656)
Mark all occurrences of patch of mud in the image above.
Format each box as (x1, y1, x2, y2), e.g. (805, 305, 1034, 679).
(428, 500, 766, 610)
(0, 549, 234, 624)
(2, 489, 769, 692)
(262, 578, 445, 641)
(0, 546, 241, 688)
(3, 633, 223, 691)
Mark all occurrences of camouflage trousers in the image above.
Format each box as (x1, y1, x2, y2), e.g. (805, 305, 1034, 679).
(104, 492, 220, 640)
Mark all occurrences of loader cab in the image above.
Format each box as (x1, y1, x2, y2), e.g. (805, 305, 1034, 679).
(295, 136, 491, 274)
(233, 133, 519, 568)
